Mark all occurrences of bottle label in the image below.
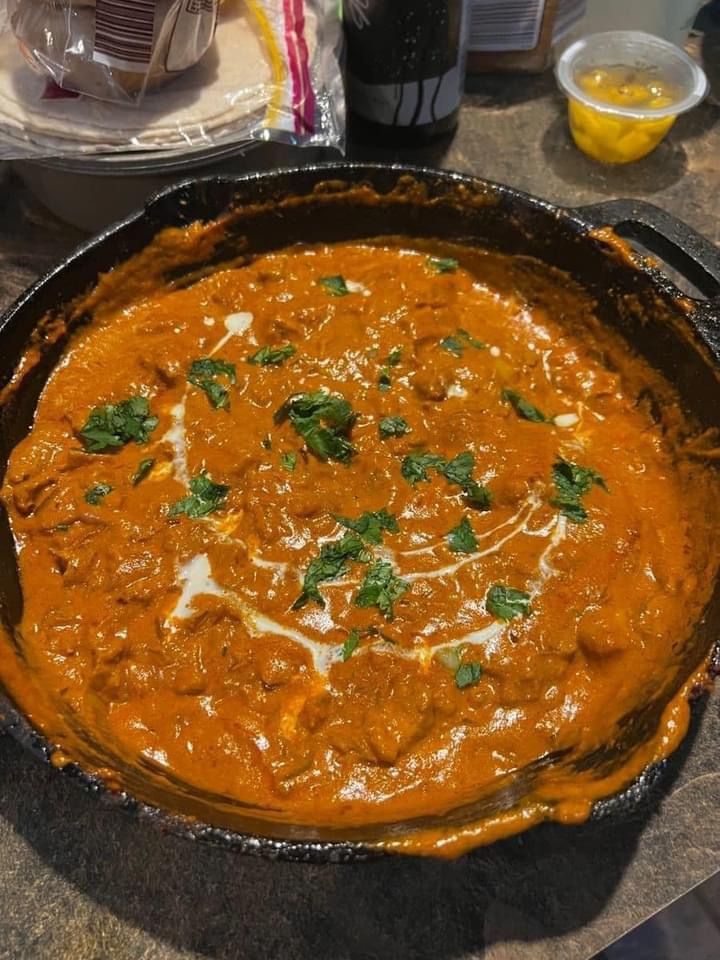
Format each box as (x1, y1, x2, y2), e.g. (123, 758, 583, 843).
(467, 0, 585, 53)
(348, 66, 464, 126)
(468, 0, 548, 52)
(345, 1, 468, 128)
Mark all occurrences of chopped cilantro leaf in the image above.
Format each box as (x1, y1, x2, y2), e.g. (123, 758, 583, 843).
(439, 451, 474, 486)
(401, 448, 491, 509)
(502, 388, 550, 423)
(247, 344, 296, 367)
(457, 328, 485, 350)
(461, 479, 493, 510)
(379, 416, 410, 439)
(132, 458, 155, 486)
(274, 390, 357, 463)
(293, 532, 369, 609)
(447, 516, 478, 554)
(378, 347, 402, 392)
(401, 449, 491, 509)
(440, 451, 492, 510)
(550, 458, 608, 524)
(318, 275, 349, 297)
(440, 328, 486, 357)
(378, 369, 392, 392)
(401, 451, 446, 485)
(187, 358, 237, 410)
(354, 561, 409, 621)
(557, 499, 590, 524)
(341, 629, 360, 661)
(455, 661, 483, 689)
(169, 473, 230, 519)
(335, 508, 398, 545)
(84, 483, 112, 506)
(440, 335, 464, 357)
(486, 584, 532, 621)
(80, 396, 158, 453)
(280, 452, 297, 472)
(428, 256, 459, 273)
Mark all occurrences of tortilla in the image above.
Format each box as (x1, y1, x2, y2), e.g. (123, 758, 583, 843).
(0, 0, 283, 154)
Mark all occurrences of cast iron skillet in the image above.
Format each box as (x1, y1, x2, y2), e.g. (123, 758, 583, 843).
(1, 163, 719, 862)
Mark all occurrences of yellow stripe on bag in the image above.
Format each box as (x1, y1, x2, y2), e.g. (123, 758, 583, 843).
(245, 0, 286, 129)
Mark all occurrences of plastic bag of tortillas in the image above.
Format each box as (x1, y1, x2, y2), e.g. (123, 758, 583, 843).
(0, 0, 344, 156)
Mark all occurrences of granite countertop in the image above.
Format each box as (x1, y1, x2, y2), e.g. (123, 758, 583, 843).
(1, 28, 719, 960)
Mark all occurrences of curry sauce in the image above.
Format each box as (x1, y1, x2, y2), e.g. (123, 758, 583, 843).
(1, 230, 718, 856)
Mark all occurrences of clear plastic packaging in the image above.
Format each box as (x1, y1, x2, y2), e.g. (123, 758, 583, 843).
(0, 0, 344, 158)
(8, 0, 221, 105)
(556, 31, 707, 163)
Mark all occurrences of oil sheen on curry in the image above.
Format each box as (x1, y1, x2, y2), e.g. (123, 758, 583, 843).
(2, 227, 718, 856)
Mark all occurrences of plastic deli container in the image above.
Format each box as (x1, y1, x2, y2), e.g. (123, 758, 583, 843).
(555, 30, 708, 163)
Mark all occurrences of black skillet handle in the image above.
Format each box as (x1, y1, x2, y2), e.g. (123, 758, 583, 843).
(573, 199, 720, 302)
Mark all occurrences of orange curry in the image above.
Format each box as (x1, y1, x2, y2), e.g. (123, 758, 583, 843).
(1, 226, 718, 856)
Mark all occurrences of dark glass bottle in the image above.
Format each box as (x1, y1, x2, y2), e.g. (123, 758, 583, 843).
(344, 0, 467, 146)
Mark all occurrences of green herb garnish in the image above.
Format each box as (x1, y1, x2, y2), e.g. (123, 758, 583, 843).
(439, 451, 492, 510)
(440, 328, 486, 357)
(401, 449, 491, 509)
(486, 584, 532, 621)
(247, 344, 296, 367)
(378, 346, 402, 392)
(401, 451, 447, 485)
(461, 480, 492, 510)
(84, 483, 112, 506)
(293, 532, 370, 609)
(455, 661, 483, 689)
(502, 388, 550, 423)
(335, 508, 398, 545)
(318, 275, 349, 297)
(187, 358, 237, 410)
(274, 390, 357, 463)
(447, 516, 478, 554)
(354, 560, 409, 621)
(428, 256, 459, 274)
(341, 629, 360, 661)
(550, 458, 608, 524)
(169, 473, 230, 519)
(379, 416, 410, 439)
(439, 451, 474, 486)
(80, 396, 158, 453)
(280, 451, 297, 472)
(132, 458, 155, 486)
(439, 335, 464, 357)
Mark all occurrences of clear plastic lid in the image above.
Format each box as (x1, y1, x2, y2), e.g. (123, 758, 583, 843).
(555, 30, 708, 119)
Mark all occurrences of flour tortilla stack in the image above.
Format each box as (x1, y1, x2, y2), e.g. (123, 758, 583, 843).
(0, 0, 298, 156)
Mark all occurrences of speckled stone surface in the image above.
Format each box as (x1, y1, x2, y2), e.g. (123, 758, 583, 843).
(1, 27, 719, 960)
